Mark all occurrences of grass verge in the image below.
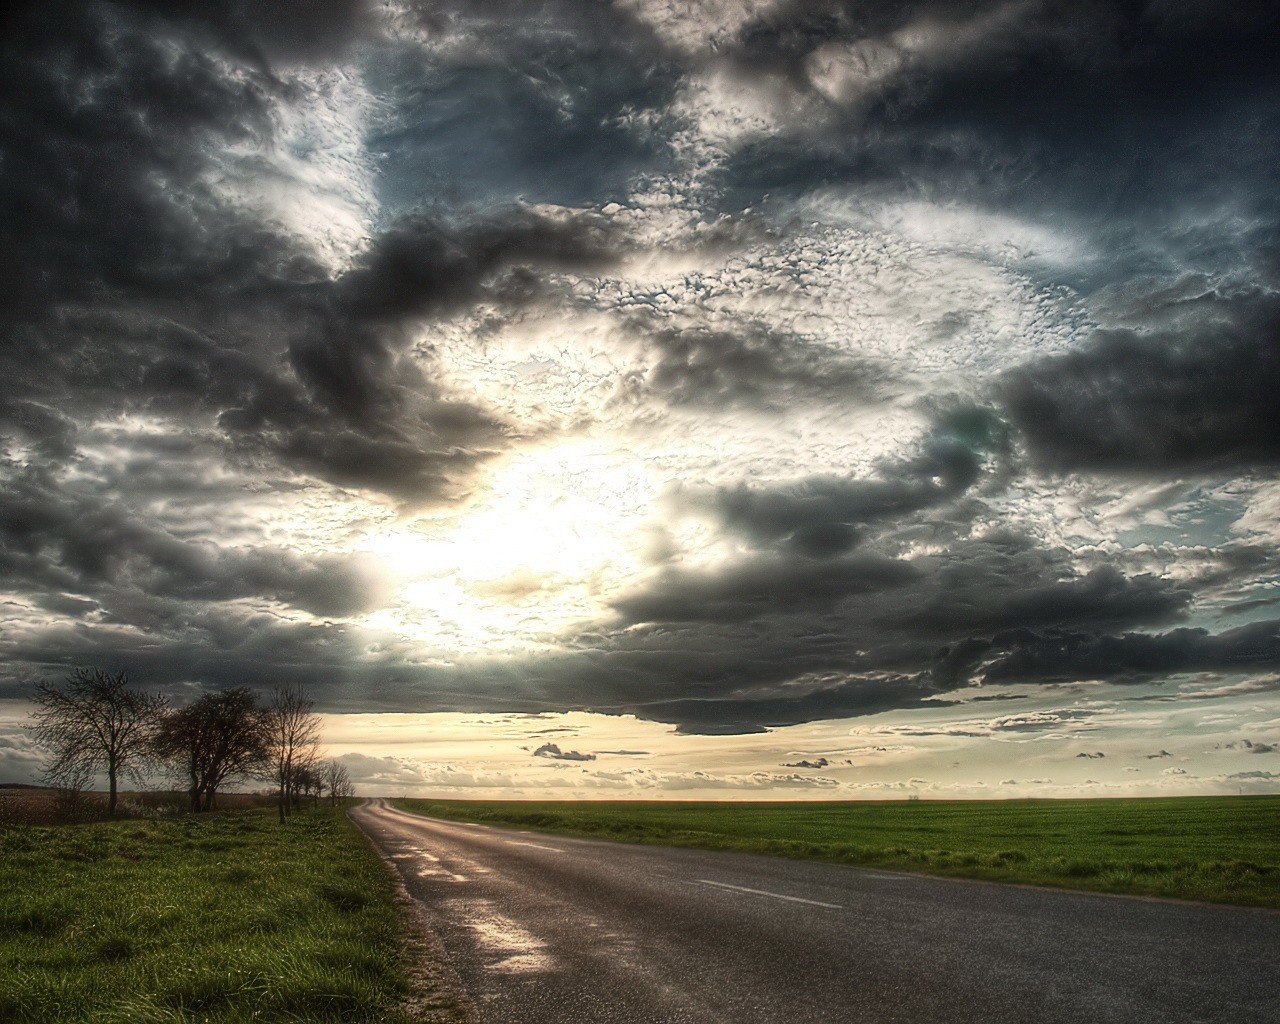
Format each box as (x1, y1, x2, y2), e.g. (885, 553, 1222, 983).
(395, 795, 1280, 907)
(0, 807, 471, 1023)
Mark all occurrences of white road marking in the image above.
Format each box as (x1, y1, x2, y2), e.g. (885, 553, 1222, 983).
(417, 865, 469, 882)
(451, 897, 554, 975)
(504, 840, 563, 853)
(695, 879, 843, 909)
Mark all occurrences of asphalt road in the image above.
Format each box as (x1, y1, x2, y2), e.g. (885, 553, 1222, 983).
(350, 799, 1279, 1023)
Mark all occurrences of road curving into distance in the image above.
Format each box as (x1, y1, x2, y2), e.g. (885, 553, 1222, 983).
(350, 799, 1279, 1024)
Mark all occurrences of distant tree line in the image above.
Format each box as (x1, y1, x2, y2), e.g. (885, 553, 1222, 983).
(29, 669, 354, 818)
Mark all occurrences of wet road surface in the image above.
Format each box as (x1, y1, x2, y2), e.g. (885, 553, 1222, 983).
(350, 799, 1279, 1023)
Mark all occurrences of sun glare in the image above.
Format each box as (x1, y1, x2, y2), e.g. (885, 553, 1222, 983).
(362, 440, 656, 648)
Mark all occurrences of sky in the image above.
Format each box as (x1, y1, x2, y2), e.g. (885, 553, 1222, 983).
(1, 0, 1278, 799)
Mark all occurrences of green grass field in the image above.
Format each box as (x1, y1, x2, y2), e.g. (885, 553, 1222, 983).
(0, 808, 467, 1024)
(396, 795, 1280, 907)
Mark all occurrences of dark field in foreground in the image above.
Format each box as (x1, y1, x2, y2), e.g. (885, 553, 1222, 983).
(0, 808, 466, 1024)
(396, 796, 1280, 907)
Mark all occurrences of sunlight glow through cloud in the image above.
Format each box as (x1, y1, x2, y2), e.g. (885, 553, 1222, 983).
(1, 0, 1277, 798)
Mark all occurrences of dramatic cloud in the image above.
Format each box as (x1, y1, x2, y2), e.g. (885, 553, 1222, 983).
(674, 412, 1003, 557)
(1003, 291, 1280, 476)
(1, 1, 1278, 792)
(981, 620, 1280, 686)
(612, 551, 919, 624)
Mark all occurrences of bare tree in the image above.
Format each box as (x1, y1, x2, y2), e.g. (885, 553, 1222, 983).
(29, 669, 166, 816)
(287, 741, 320, 811)
(320, 758, 354, 806)
(298, 764, 320, 806)
(153, 701, 212, 813)
(336, 765, 355, 802)
(264, 684, 320, 823)
(153, 688, 268, 812)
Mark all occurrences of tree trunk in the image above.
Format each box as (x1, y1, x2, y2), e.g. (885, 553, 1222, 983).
(107, 757, 118, 816)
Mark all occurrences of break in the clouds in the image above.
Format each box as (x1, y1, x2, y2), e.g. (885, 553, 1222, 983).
(2, 1, 1278, 795)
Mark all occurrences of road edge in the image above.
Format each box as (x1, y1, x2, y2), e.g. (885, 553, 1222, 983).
(348, 803, 481, 1024)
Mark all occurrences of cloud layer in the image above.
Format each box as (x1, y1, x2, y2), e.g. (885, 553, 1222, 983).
(1, 1, 1278, 789)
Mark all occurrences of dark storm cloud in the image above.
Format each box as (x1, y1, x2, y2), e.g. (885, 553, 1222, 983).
(698, 1, 1280, 489)
(0, 1, 620, 507)
(618, 676, 945, 736)
(715, 2, 1280, 242)
(1002, 290, 1280, 475)
(1, 2, 276, 328)
(981, 619, 1280, 686)
(612, 552, 919, 625)
(268, 206, 616, 501)
(565, 529, 1201, 729)
(338, 209, 616, 324)
(371, 0, 680, 210)
(0, 559, 1266, 734)
(0, 401, 78, 462)
(902, 565, 1190, 637)
(0, 2, 626, 641)
(678, 410, 1006, 556)
(0, 476, 388, 617)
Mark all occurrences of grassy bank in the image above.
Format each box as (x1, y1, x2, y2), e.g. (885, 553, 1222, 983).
(0, 807, 466, 1024)
(396, 796, 1280, 907)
